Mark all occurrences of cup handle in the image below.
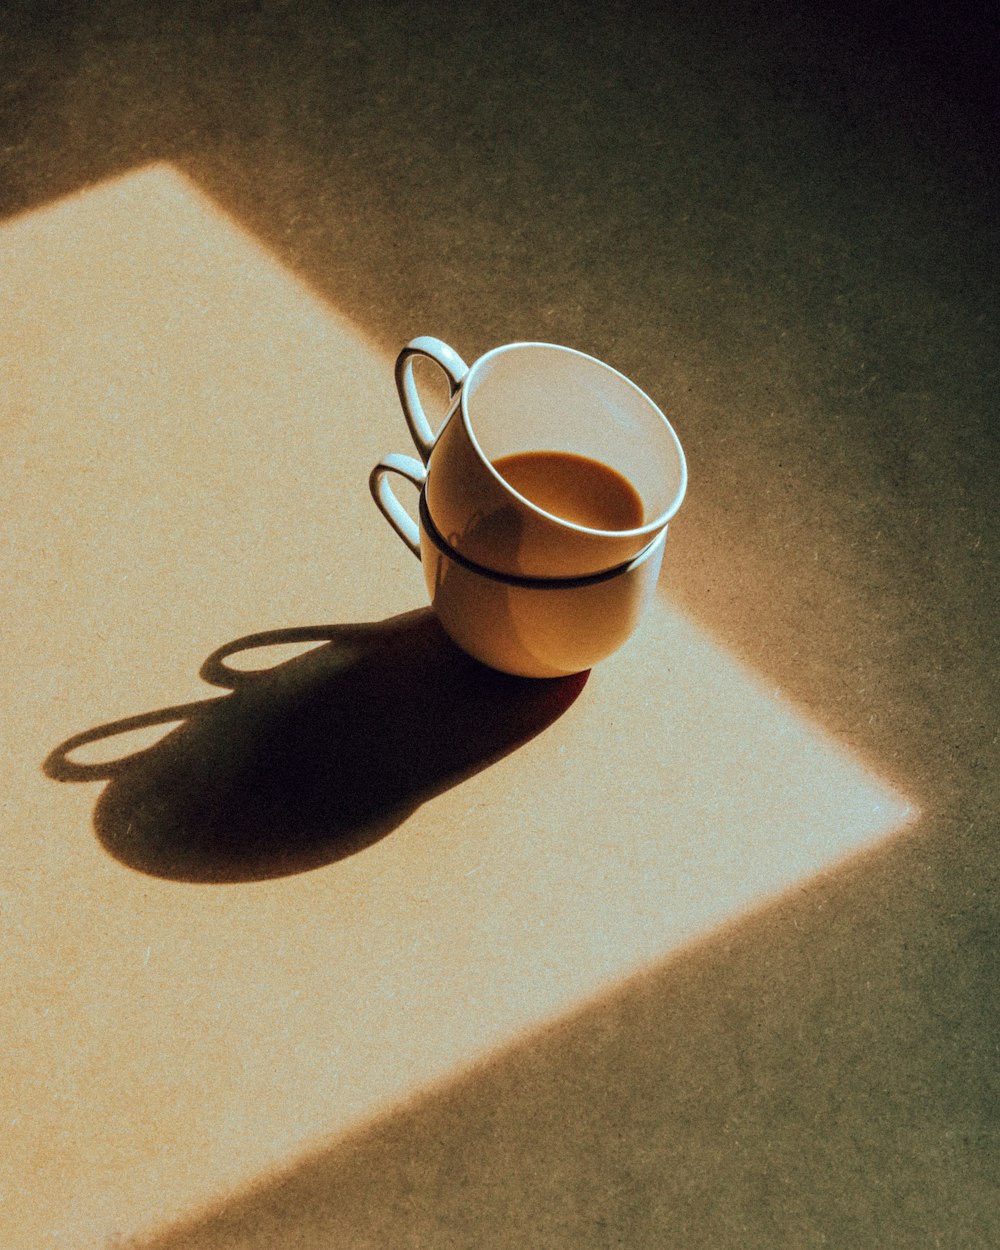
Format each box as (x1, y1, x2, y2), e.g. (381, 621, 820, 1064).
(394, 336, 469, 463)
(369, 453, 427, 557)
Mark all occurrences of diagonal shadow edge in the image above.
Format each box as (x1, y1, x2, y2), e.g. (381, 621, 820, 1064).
(132, 799, 926, 1250)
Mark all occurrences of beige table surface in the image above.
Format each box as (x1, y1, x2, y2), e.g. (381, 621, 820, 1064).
(2, 4, 997, 1248)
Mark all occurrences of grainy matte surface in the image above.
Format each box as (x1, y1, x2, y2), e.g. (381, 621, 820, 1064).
(2, 2, 997, 1247)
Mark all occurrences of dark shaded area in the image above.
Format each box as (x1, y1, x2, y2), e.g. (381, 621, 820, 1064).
(2, 1, 997, 256)
(44, 611, 586, 882)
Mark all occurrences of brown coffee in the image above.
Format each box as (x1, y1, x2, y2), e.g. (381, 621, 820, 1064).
(491, 450, 645, 532)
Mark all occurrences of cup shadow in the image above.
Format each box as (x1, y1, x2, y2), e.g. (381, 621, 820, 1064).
(43, 609, 588, 883)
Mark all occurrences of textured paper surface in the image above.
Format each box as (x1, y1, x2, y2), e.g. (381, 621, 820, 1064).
(1, 168, 915, 1247)
(2, 4, 996, 1246)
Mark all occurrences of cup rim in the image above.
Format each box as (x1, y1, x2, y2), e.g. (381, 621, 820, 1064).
(455, 341, 687, 538)
(419, 490, 667, 588)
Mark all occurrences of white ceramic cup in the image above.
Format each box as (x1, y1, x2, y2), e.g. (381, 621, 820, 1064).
(395, 336, 687, 578)
(370, 453, 667, 678)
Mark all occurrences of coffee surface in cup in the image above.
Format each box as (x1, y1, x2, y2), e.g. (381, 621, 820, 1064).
(491, 450, 645, 532)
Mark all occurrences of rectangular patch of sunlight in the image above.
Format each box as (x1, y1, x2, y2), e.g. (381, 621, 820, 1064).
(0, 165, 914, 1250)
